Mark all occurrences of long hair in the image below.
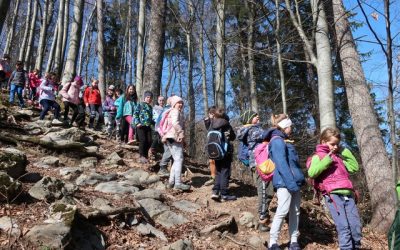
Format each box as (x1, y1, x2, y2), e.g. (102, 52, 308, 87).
(125, 84, 138, 102)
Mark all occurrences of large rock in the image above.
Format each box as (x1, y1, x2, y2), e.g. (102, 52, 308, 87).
(59, 167, 83, 176)
(34, 156, 60, 168)
(161, 239, 193, 250)
(133, 189, 163, 200)
(121, 168, 160, 186)
(0, 216, 21, 238)
(138, 198, 170, 217)
(28, 177, 70, 202)
(40, 127, 85, 145)
(248, 235, 263, 249)
(25, 223, 71, 249)
(0, 172, 22, 202)
(238, 212, 255, 228)
(76, 172, 117, 186)
(44, 202, 77, 226)
(94, 181, 139, 194)
(155, 211, 188, 229)
(135, 222, 167, 242)
(172, 200, 201, 213)
(0, 148, 27, 178)
(80, 157, 98, 168)
(103, 152, 124, 166)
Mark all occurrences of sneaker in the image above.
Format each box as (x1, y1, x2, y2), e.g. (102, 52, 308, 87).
(258, 223, 270, 232)
(204, 178, 215, 186)
(288, 242, 301, 250)
(158, 168, 170, 177)
(173, 183, 191, 191)
(166, 182, 174, 189)
(211, 193, 220, 201)
(220, 194, 237, 202)
(51, 119, 63, 125)
(269, 244, 281, 250)
(127, 140, 136, 145)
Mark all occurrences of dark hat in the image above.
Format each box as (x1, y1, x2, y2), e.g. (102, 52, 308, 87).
(240, 110, 258, 125)
(143, 91, 153, 100)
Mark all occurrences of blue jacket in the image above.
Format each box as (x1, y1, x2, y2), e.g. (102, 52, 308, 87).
(263, 128, 305, 192)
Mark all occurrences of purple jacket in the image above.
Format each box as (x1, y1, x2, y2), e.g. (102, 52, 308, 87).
(103, 95, 116, 114)
(312, 144, 353, 194)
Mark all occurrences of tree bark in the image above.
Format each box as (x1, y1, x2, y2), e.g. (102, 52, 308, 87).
(136, 0, 146, 95)
(3, 0, 20, 55)
(24, 0, 38, 71)
(46, 22, 59, 73)
(0, 0, 12, 35)
(78, 2, 96, 76)
(127, 0, 133, 85)
(198, 9, 208, 116)
(96, 0, 106, 100)
(332, 0, 396, 233)
(54, 0, 65, 75)
(18, 0, 32, 62)
(247, 0, 258, 113)
(142, 0, 167, 98)
(215, 0, 225, 108)
(35, 0, 50, 71)
(61, 0, 70, 73)
(275, 0, 286, 114)
(62, 0, 84, 83)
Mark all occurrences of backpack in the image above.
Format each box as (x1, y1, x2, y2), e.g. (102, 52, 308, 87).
(254, 136, 279, 182)
(157, 108, 173, 137)
(237, 126, 251, 167)
(206, 129, 228, 160)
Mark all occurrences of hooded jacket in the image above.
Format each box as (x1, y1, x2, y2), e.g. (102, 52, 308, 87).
(162, 96, 185, 142)
(39, 79, 56, 102)
(59, 81, 81, 105)
(83, 86, 102, 105)
(263, 128, 305, 192)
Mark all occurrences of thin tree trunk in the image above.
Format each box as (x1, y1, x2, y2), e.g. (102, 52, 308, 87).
(85, 31, 93, 84)
(275, 0, 286, 114)
(199, 18, 208, 116)
(54, 0, 65, 75)
(127, 0, 133, 85)
(24, 0, 38, 71)
(35, 0, 50, 71)
(62, 0, 84, 83)
(136, 0, 146, 95)
(18, 0, 32, 61)
(177, 57, 183, 98)
(78, 2, 96, 76)
(3, 0, 20, 55)
(46, 22, 59, 73)
(164, 53, 174, 98)
(142, 0, 167, 98)
(0, 0, 12, 35)
(332, 0, 396, 233)
(208, 38, 215, 103)
(215, 0, 225, 108)
(247, 0, 258, 113)
(97, 0, 106, 99)
(61, 0, 70, 72)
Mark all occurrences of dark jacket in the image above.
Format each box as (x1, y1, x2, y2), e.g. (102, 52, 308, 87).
(263, 128, 305, 192)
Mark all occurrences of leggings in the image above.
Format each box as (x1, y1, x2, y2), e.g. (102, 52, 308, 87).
(63, 101, 79, 123)
(124, 115, 135, 141)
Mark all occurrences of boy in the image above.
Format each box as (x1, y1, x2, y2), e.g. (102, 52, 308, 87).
(8, 61, 28, 108)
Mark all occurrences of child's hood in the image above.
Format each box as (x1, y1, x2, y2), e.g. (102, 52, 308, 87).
(315, 144, 330, 154)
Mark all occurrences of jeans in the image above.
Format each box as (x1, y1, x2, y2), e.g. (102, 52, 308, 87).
(104, 112, 116, 135)
(160, 143, 172, 168)
(137, 126, 152, 158)
(212, 156, 232, 196)
(40, 99, 60, 120)
(269, 188, 301, 246)
(63, 101, 79, 123)
(325, 194, 362, 250)
(9, 84, 24, 107)
(88, 104, 103, 128)
(167, 140, 184, 185)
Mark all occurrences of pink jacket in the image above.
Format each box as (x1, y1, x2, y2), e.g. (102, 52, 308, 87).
(162, 108, 185, 142)
(59, 81, 81, 105)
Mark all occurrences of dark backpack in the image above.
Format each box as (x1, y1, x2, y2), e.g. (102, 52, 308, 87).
(206, 129, 228, 160)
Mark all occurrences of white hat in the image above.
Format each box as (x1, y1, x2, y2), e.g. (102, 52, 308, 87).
(108, 85, 115, 90)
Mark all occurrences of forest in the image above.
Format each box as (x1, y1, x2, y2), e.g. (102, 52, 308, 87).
(0, 0, 399, 249)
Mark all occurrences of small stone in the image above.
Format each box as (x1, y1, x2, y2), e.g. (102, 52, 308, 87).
(25, 223, 71, 249)
(0, 148, 27, 178)
(28, 177, 67, 202)
(0, 172, 22, 202)
(248, 235, 263, 248)
(155, 211, 189, 229)
(34, 156, 60, 168)
(94, 181, 139, 194)
(161, 239, 193, 250)
(172, 200, 201, 213)
(135, 223, 167, 241)
(59, 167, 83, 176)
(104, 152, 124, 166)
(80, 157, 98, 168)
(138, 198, 170, 218)
(76, 173, 117, 186)
(238, 212, 255, 227)
(133, 189, 163, 200)
(0, 216, 21, 238)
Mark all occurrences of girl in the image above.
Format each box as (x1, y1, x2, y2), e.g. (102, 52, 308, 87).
(38, 73, 62, 125)
(83, 79, 103, 129)
(162, 96, 190, 191)
(59, 76, 83, 126)
(308, 127, 362, 250)
(103, 85, 117, 138)
(209, 108, 236, 202)
(116, 84, 138, 144)
(28, 69, 41, 101)
(264, 114, 305, 250)
(134, 91, 154, 163)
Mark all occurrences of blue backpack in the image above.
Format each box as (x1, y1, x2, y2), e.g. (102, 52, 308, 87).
(206, 130, 228, 160)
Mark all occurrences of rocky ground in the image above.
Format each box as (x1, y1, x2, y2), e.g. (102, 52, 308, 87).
(0, 104, 389, 249)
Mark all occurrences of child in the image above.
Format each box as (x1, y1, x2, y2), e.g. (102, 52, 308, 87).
(103, 85, 117, 137)
(116, 84, 138, 144)
(134, 91, 154, 163)
(59, 76, 83, 126)
(209, 108, 236, 201)
(28, 69, 41, 101)
(157, 96, 173, 177)
(8, 61, 28, 108)
(83, 79, 103, 129)
(265, 114, 305, 250)
(113, 88, 123, 140)
(308, 127, 362, 250)
(0, 54, 12, 90)
(38, 73, 62, 125)
(162, 96, 190, 191)
(203, 106, 217, 186)
(150, 95, 166, 156)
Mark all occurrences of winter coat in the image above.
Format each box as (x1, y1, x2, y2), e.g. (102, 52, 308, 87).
(103, 95, 117, 114)
(134, 102, 154, 127)
(153, 105, 164, 123)
(59, 81, 81, 105)
(9, 69, 28, 86)
(28, 73, 41, 88)
(39, 79, 56, 102)
(162, 108, 185, 142)
(263, 128, 305, 192)
(83, 86, 102, 105)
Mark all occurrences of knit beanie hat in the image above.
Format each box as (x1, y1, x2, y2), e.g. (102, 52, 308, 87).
(240, 110, 258, 125)
(169, 95, 183, 109)
(143, 91, 153, 100)
(74, 76, 83, 86)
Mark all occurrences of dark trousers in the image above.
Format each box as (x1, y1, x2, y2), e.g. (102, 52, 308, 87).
(63, 101, 79, 123)
(120, 118, 129, 143)
(136, 126, 152, 158)
(88, 104, 103, 128)
(29, 87, 37, 100)
(212, 156, 232, 196)
(75, 103, 86, 126)
(151, 131, 163, 152)
(254, 170, 274, 220)
(40, 99, 60, 120)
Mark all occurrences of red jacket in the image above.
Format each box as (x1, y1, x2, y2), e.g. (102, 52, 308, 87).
(29, 73, 41, 88)
(83, 86, 102, 105)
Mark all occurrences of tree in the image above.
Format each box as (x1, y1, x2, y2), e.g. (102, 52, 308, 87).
(332, 0, 396, 232)
(18, 0, 32, 61)
(97, 0, 106, 99)
(198, 0, 209, 115)
(78, 2, 96, 76)
(215, 0, 226, 108)
(142, 0, 167, 97)
(54, 0, 66, 75)
(62, 0, 84, 83)
(246, 0, 258, 113)
(3, 0, 20, 56)
(35, 0, 53, 71)
(0, 0, 12, 35)
(24, 0, 38, 70)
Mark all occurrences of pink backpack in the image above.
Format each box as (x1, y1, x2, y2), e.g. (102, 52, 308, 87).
(254, 136, 280, 182)
(157, 108, 173, 137)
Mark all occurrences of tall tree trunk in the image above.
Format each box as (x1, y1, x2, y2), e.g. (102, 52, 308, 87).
(78, 2, 96, 76)
(143, 0, 166, 98)
(61, 0, 70, 73)
(164, 53, 174, 98)
(332, 0, 396, 233)
(46, 22, 59, 73)
(311, 0, 335, 130)
(18, 0, 32, 61)
(0, 0, 12, 35)
(199, 18, 208, 116)
(208, 39, 215, 102)
(215, 0, 225, 108)
(54, 0, 65, 75)
(24, 0, 38, 71)
(247, 0, 258, 113)
(136, 0, 145, 95)
(96, 0, 105, 99)
(3, 0, 20, 55)
(62, 0, 84, 83)
(35, 0, 50, 71)
(127, 0, 133, 85)
(275, 0, 286, 114)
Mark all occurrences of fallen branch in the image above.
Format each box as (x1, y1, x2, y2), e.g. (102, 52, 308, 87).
(222, 232, 257, 250)
(83, 206, 142, 220)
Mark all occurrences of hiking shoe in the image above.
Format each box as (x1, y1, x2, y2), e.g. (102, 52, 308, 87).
(204, 178, 215, 186)
(269, 244, 281, 250)
(51, 119, 63, 125)
(173, 183, 191, 191)
(220, 194, 237, 202)
(166, 182, 174, 189)
(158, 168, 170, 177)
(211, 193, 220, 201)
(138, 157, 148, 164)
(288, 242, 301, 250)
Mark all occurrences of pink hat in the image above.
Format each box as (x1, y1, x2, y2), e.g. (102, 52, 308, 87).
(169, 95, 183, 108)
(74, 76, 83, 86)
